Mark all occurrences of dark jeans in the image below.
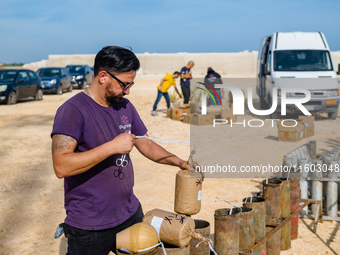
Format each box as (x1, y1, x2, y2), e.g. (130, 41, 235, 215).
(63, 203, 144, 255)
(181, 85, 190, 104)
(152, 90, 170, 111)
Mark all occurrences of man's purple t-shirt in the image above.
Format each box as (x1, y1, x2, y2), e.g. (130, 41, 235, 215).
(51, 92, 148, 230)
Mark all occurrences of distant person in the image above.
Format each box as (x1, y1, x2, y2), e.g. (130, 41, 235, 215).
(180, 61, 195, 104)
(204, 67, 223, 105)
(151, 71, 181, 116)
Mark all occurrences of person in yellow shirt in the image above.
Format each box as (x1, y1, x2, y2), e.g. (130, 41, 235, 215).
(151, 71, 181, 116)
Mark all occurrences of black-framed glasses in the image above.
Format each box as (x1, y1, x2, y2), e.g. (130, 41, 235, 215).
(106, 71, 134, 91)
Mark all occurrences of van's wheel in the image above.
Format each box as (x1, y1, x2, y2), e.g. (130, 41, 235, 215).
(68, 84, 73, 92)
(7, 91, 17, 104)
(35, 88, 43, 100)
(57, 85, 63, 95)
(328, 109, 338, 120)
(260, 97, 268, 109)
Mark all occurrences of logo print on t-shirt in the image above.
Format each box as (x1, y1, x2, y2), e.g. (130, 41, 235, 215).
(119, 115, 131, 130)
(208, 74, 217, 83)
(121, 115, 129, 125)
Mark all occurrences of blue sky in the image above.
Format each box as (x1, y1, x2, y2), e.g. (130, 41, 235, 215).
(0, 0, 339, 63)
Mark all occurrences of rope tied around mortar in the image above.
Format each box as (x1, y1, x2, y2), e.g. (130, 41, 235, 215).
(215, 200, 244, 215)
(191, 232, 218, 255)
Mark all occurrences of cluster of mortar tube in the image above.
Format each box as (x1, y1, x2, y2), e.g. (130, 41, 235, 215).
(283, 141, 340, 221)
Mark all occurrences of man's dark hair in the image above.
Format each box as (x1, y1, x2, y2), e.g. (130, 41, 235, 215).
(173, 71, 180, 75)
(93, 46, 140, 77)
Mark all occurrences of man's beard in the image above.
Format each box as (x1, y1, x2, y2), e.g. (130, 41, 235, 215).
(104, 81, 125, 105)
(105, 94, 124, 104)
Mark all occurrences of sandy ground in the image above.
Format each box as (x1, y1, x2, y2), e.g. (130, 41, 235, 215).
(0, 74, 339, 255)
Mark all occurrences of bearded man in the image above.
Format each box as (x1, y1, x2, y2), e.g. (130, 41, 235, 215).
(51, 46, 191, 255)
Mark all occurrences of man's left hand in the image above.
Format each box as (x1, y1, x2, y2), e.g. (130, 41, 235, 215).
(179, 160, 191, 171)
(178, 160, 205, 180)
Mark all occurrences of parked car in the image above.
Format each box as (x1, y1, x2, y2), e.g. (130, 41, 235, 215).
(37, 67, 72, 94)
(256, 31, 340, 119)
(66, 64, 93, 89)
(0, 69, 43, 104)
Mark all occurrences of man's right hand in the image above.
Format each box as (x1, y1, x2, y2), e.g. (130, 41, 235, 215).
(112, 133, 136, 154)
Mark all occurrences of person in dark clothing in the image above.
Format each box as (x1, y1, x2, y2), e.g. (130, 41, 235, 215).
(180, 61, 194, 104)
(204, 67, 224, 105)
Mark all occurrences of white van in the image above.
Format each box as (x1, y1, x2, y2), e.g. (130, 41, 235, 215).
(256, 32, 339, 119)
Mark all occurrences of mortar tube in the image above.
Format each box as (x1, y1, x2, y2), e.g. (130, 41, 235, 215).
(288, 152, 298, 167)
(322, 154, 332, 211)
(312, 160, 323, 216)
(190, 219, 210, 255)
(298, 147, 307, 160)
(302, 145, 310, 158)
(290, 177, 300, 240)
(275, 178, 291, 251)
(329, 152, 337, 161)
(238, 207, 255, 251)
(283, 157, 294, 180)
(284, 152, 297, 165)
(291, 150, 299, 160)
(305, 146, 312, 162)
(298, 158, 309, 216)
(327, 161, 338, 218)
(294, 149, 301, 159)
(286, 153, 294, 160)
(298, 148, 304, 159)
(283, 154, 293, 160)
(283, 155, 293, 165)
(214, 208, 239, 255)
(286, 153, 293, 157)
(300, 147, 306, 159)
(262, 179, 283, 225)
(332, 151, 338, 160)
(335, 148, 340, 160)
(243, 196, 266, 255)
(266, 226, 281, 255)
(309, 140, 317, 160)
(322, 154, 332, 166)
(306, 142, 313, 160)
(300, 179, 309, 217)
(295, 148, 301, 159)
